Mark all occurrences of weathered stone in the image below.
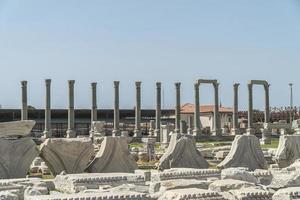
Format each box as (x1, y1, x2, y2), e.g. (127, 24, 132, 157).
(0, 138, 38, 179)
(274, 135, 300, 168)
(269, 168, 300, 189)
(158, 188, 225, 200)
(25, 191, 150, 200)
(40, 138, 94, 175)
(273, 187, 300, 200)
(221, 168, 258, 184)
(0, 120, 35, 138)
(209, 179, 256, 192)
(217, 135, 267, 170)
(87, 136, 137, 173)
(149, 179, 210, 199)
(228, 188, 272, 200)
(151, 168, 220, 182)
(54, 173, 145, 194)
(158, 133, 208, 170)
(251, 169, 273, 185)
(0, 191, 19, 200)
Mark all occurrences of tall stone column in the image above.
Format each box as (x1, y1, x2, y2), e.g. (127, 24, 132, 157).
(212, 82, 221, 135)
(247, 83, 253, 135)
(193, 82, 201, 136)
(174, 82, 181, 134)
(134, 81, 142, 138)
(66, 80, 76, 138)
(264, 84, 270, 123)
(112, 81, 120, 136)
(43, 79, 52, 138)
(90, 82, 98, 135)
(21, 81, 28, 121)
(231, 83, 240, 135)
(154, 82, 161, 141)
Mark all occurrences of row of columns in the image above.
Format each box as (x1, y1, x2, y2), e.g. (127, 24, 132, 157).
(19, 80, 270, 138)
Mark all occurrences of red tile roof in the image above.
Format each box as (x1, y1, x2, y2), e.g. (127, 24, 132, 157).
(180, 103, 233, 114)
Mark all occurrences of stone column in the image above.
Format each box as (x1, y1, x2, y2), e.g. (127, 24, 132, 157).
(212, 82, 221, 135)
(112, 81, 120, 136)
(43, 79, 52, 138)
(134, 81, 142, 138)
(66, 80, 76, 138)
(247, 83, 253, 135)
(180, 120, 188, 134)
(21, 81, 28, 121)
(193, 82, 201, 136)
(231, 83, 240, 135)
(154, 82, 162, 141)
(90, 82, 98, 135)
(174, 82, 181, 133)
(264, 84, 270, 123)
(187, 116, 193, 135)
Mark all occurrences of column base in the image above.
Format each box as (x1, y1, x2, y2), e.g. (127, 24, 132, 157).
(231, 128, 240, 135)
(260, 128, 271, 145)
(133, 129, 142, 138)
(42, 130, 52, 139)
(66, 129, 76, 138)
(246, 128, 254, 135)
(154, 129, 160, 142)
(212, 129, 222, 136)
(112, 129, 120, 137)
(192, 128, 200, 137)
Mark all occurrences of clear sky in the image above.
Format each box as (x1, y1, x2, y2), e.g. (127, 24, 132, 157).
(0, 0, 300, 110)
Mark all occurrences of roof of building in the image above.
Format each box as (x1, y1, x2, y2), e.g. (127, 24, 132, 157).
(180, 103, 233, 114)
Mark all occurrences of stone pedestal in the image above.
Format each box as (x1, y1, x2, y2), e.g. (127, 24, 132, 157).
(158, 133, 208, 170)
(160, 125, 171, 149)
(217, 134, 267, 171)
(274, 135, 300, 168)
(142, 137, 156, 162)
(260, 128, 272, 145)
(87, 136, 137, 173)
(40, 138, 94, 175)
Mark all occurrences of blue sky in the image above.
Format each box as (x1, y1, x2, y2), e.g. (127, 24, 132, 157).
(0, 0, 299, 109)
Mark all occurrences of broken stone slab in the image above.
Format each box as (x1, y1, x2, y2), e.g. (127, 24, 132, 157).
(149, 179, 211, 199)
(53, 173, 145, 194)
(40, 138, 94, 176)
(0, 137, 39, 179)
(250, 169, 273, 185)
(151, 168, 220, 182)
(273, 187, 300, 200)
(227, 188, 272, 200)
(269, 167, 300, 189)
(221, 168, 258, 184)
(87, 136, 137, 173)
(217, 134, 267, 171)
(25, 191, 151, 200)
(208, 179, 256, 192)
(0, 120, 36, 138)
(158, 188, 225, 200)
(274, 135, 300, 168)
(158, 133, 209, 170)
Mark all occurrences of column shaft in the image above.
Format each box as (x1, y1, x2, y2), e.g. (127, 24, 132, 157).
(193, 82, 200, 136)
(66, 80, 76, 138)
(134, 81, 142, 137)
(175, 82, 181, 133)
(21, 81, 28, 121)
(43, 79, 52, 138)
(213, 83, 221, 135)
(112, 81, 120, 136)
(247, 83, 253, 134)
(155, 82, 161, 141)
(264, 84, 270, 123)
(232, 83, 240, 135)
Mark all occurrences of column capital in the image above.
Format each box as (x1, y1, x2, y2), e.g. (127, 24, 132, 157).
(68, 80, 75, 85)
(45, 79, 51, 85)
(247, 83, 253, 88)
(175, 82, 181, 88)
(194, 81, 200, 88)
(135, 81, 142, 87)
(91, 82, 97, 87)
(233, 83, 240, 88)
(156, 82, 162, 89)
(213, 82, 219, 88)
(21, 80, 27, 87)
(114, 81, 120, 87)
